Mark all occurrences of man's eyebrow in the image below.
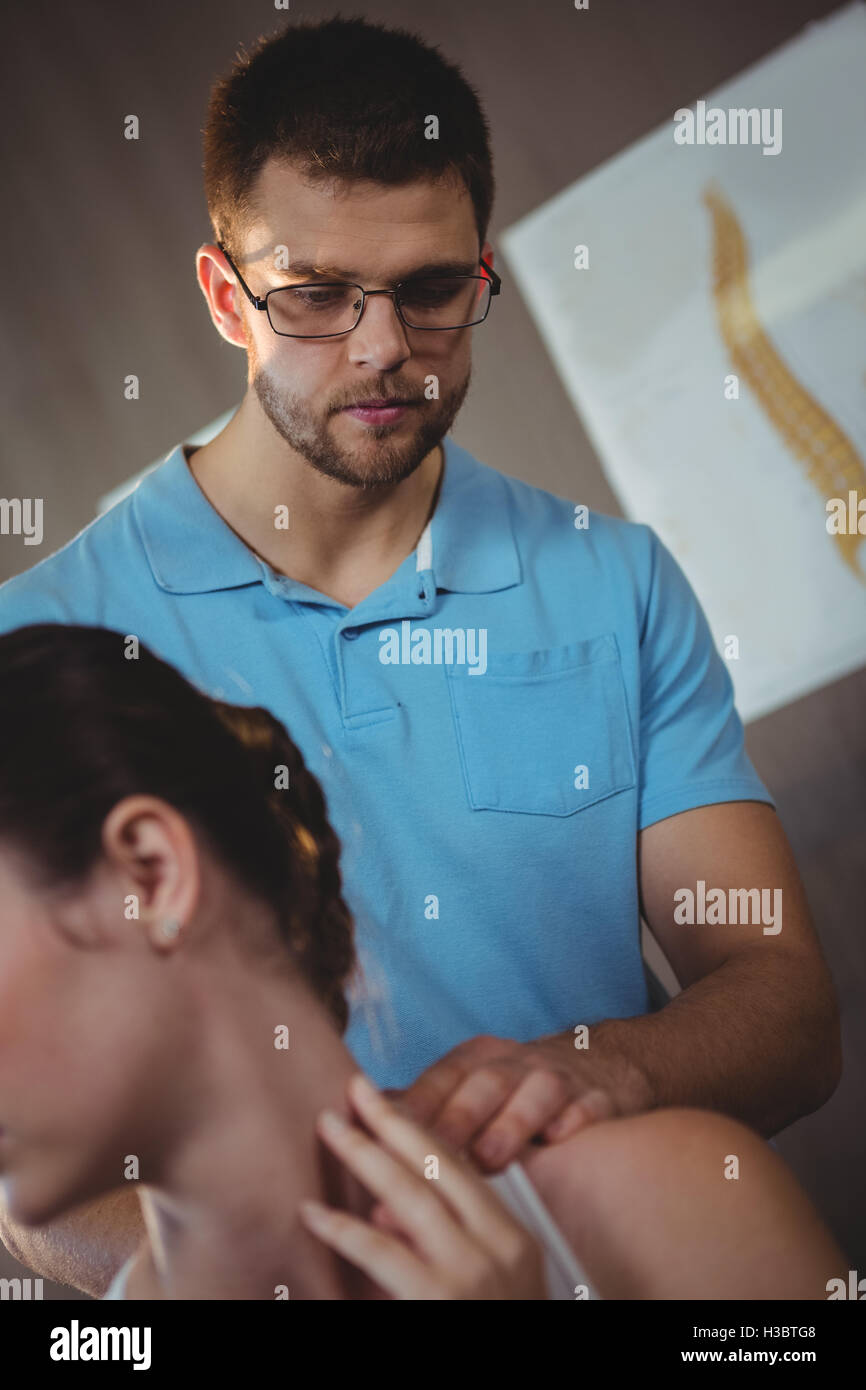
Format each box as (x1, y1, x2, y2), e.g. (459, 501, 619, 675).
(267, 257, 481, 283)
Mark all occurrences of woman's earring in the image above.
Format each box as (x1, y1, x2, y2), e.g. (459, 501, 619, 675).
(161, 918, 181, 940)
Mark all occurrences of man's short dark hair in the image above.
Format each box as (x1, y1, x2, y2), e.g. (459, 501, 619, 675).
(202, 14, 495, 263)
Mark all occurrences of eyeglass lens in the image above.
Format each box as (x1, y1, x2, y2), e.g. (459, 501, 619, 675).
(266, 276, 491, 335)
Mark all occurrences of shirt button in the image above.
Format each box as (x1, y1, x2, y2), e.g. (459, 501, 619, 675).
(342, 627, 359, 640)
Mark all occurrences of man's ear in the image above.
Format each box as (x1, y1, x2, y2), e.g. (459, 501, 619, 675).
(195, 243, 249, 350)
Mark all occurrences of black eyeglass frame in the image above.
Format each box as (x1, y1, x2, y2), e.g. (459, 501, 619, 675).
(215, 241, 502, 338)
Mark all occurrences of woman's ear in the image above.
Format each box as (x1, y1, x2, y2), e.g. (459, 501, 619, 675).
(99, 795, 200, 950)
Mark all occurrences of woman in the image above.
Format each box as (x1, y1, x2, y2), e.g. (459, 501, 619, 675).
(0, 625, 846, 1299)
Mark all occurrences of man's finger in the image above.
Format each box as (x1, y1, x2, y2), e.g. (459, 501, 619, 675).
(542, 1088, 616, 1143)
(399, 1053, 472, 1125)
(471, 1069, 571, 1171)
(431, 1064, 516, 1151)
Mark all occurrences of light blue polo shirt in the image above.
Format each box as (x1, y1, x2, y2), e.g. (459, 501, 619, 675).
(0, 434, 774, 1086)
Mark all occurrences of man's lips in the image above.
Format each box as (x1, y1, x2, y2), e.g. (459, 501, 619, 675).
(341, 399, 417, 424)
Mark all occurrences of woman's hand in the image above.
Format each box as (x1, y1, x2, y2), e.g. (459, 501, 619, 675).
(299, 1072, 548, 1300)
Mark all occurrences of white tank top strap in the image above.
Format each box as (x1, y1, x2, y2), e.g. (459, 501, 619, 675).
(485, 1161, 600, 1300)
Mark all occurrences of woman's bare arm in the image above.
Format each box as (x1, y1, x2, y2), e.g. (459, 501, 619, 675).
(0, 1186, 145, 1299)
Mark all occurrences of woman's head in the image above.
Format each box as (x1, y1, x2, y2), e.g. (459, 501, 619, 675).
(0, 623, 355, 1223)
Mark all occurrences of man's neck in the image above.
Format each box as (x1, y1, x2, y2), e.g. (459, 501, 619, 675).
(186, 397, 444, 609)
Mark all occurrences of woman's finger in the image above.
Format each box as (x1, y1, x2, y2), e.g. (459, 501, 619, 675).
(314, 1106, 476, 1269)
(370, 1199, 401, 1232)
(298, 1199, 439, 1299)
(344, 1073, 532, 1260)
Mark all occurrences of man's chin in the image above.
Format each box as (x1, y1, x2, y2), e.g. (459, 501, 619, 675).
(322, 459, 427, 490)
(307, 422, 436, 489)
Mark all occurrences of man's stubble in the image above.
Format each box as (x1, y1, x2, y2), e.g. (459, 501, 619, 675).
(248, 337, 471, 490)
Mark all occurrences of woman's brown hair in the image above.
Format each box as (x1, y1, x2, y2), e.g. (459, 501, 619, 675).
(0, 624, 355, 1032)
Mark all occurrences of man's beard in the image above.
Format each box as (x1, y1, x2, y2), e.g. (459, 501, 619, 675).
(250, 358, 471, 490)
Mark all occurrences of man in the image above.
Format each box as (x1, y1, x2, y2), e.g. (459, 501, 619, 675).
(0, 16, 840, 1295)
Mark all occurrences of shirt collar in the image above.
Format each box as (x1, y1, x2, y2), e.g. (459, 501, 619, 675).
(133, 432, 522, 597)
(428, 437, 522, 593)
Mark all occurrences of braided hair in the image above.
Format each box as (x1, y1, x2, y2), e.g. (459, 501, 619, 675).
(0, 624, 356, 1033)
(211, 700, 355, 1032)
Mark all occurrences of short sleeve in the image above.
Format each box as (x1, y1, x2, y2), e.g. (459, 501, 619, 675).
(637, 527, 775, 831)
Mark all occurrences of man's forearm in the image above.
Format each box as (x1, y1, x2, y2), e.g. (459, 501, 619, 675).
(582, 949, 842, 1137)
(0, 1187, 145, 1299)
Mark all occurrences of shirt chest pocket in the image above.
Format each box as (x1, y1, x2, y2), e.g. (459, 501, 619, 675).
(445, 633, 636, 816)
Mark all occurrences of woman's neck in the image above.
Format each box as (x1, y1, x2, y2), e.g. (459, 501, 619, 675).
(136, 964, 382, 1300)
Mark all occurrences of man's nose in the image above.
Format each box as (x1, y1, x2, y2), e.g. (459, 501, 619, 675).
(347, 293, 411, 368)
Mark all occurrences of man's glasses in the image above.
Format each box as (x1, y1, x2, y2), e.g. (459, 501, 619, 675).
(216, 242, 501, 338)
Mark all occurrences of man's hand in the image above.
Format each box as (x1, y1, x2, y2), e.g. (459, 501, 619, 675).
(398, 1031, 653, 1173)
